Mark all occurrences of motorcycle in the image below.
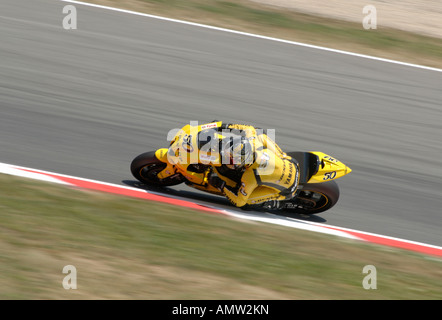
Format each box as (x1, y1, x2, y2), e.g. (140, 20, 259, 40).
(130, 122, 352, 214)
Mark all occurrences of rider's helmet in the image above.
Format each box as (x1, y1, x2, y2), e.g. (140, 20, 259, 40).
(223, 137, 254, 170)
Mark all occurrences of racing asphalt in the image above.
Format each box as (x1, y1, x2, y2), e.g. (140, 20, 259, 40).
(1, 0, 441, 246)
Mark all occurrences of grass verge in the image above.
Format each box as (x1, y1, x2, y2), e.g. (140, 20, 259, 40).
(81, 0, 442, 69)
(0, 173, 441, 299)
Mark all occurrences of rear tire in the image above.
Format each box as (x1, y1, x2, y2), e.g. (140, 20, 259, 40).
(284, 181, 340, 214)
(130, 151, 184, 187)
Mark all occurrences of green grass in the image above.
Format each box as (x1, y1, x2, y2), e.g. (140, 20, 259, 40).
(0, 173, 441, 299)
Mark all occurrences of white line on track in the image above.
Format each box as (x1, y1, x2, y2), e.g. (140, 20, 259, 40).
(60, 0, 442, 74)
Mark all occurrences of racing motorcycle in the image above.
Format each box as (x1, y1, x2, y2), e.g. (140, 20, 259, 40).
(130, 122, 352, 214)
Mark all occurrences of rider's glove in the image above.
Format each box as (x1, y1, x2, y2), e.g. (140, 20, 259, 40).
(208, 173, 226, 191)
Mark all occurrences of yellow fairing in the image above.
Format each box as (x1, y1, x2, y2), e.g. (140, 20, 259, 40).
(167, 121, 224, 167)
(307, 151, 352, 184)
(154, 147, 214, 186)
(154, 148, 177, 180)
(155, 148, 169, 163)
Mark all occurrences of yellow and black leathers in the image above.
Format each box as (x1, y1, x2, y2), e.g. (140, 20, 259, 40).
(167, 122, 299, 208)
(216, 124, 299, 207)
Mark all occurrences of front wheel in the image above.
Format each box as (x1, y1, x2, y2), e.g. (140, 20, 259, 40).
(283, 181, 340, 214)
(130, 151, 184, 187)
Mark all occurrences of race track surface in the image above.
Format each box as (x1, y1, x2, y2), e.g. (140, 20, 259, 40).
(1, 0, 441, 246)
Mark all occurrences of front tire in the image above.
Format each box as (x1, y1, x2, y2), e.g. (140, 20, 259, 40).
(130, 151, 184, 187)
(284, 181, 340, 214)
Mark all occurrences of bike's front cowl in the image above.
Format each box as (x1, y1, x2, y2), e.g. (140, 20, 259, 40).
(279, 151, 352, 215)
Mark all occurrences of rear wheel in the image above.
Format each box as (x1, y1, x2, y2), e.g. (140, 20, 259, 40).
(284, 181, 340, 214)
(130, 151, 184, 186)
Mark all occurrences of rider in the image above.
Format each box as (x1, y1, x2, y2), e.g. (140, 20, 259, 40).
(168, 121, 299, 209)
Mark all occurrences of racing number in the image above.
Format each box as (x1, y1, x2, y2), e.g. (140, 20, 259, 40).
(182, 134, 194, 153)
(323, 171, 337, 180)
